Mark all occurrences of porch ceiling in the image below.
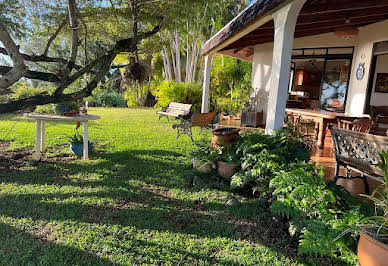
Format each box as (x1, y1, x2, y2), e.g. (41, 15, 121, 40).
(206, 0, 388, 62)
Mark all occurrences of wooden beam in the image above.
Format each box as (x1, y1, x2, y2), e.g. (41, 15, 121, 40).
(301, 0, 388, 15)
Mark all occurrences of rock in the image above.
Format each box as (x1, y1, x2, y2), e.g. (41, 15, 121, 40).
(193, 176, 205, 187)
(226, 197, 240, 206)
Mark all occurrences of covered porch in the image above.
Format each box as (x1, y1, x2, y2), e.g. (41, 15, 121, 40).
(201, 0, 388, 138)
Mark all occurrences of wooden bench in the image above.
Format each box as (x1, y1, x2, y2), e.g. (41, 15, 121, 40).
(156, 102, 192, 121)
(172, 112, 218, 142)
(329, 125, 388, 194)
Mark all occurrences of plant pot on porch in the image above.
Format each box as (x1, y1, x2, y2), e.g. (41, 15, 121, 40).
(217, 161, 240, 180)
(193, 158, 212, 173)
(358, 231, 388, 266)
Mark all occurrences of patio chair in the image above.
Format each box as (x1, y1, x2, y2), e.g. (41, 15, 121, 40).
(172, 112, 217, 142)
(337, 118, 373, 133)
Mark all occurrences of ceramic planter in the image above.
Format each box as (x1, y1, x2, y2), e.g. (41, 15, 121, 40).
(70, 142, 94, 157)
(358, 231, 388, 266)
(217, 161, 239, 179)
(211, 128, 240, 148)
(192, 158, 212, 173)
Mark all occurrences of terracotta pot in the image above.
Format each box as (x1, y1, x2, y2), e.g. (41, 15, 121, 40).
(336, 178, 365, 197)
(358, 231, 388, 266)
(217, 161, 239, 179)
(193, 158, 212, 173)
(211, 128, 240, 148)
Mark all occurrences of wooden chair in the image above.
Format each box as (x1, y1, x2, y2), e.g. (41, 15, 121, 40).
(370, 106, 388, 136)
(172, 112, 217, 142)
(337, 118, 373, 133)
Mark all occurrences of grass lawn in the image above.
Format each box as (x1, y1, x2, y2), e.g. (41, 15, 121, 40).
(0, 108, 336, 265)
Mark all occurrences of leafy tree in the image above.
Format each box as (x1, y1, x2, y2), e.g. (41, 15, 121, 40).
(0, 0, 191, 113)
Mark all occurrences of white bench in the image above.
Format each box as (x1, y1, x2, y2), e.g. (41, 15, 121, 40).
(156, 102, 192, 121)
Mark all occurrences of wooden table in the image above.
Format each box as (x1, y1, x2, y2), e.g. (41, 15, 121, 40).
(285, 108, 366, 149)
(24, 113, 100, 160)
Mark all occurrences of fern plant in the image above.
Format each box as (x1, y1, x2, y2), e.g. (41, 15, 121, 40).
(270, 163, 373, 264)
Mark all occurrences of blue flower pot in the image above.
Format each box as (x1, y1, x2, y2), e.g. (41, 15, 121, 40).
(70, 142, 94, 157)
(56, 104, 72, 115)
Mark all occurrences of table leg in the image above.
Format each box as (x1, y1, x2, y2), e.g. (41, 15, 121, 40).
(35, 120, 41, 160)
(41, 121, 46, 152)
(317, 119, 327, 149)
(83, 121, 88, 160)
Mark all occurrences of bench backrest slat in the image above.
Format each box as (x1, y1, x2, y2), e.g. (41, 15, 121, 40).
(166, 102, 192, 115)
(192, 112, 217, 127)
(329, 125, 388, 177)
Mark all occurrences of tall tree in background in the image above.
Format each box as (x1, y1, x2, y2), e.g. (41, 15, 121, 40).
(0, 0, 189, 113)
(158, 0, 249, 84)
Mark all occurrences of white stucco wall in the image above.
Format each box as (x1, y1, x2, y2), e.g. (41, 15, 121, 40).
(251, 19, 388, 119)
(251, 43, 273, 121)
(370, 54, 388, 107)
(346, 20, 388, 115)
(251, 31, 356, 122)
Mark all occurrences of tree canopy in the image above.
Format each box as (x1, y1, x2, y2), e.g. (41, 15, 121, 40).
(0, 0, 250, 113)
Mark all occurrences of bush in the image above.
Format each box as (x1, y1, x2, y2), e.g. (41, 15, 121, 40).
(270, 165, 373, 264)
(11, 84, 45, 100)
(230, 129, 309, 196)
(35, 104, 55, 114)
(154, 81, 202, 111)
(89, 85, 126, 107)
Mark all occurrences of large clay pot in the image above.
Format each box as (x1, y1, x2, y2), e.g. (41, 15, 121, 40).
(211, 128, 240, 148)
(217, 161, 239, 179)
(358, 231, 388, 266)
(336, 178, 365, 197)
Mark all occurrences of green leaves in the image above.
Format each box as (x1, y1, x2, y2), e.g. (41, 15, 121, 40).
(270, 164, 373, 263)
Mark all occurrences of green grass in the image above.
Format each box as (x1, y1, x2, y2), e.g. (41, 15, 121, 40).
(0, 108, 335, 265)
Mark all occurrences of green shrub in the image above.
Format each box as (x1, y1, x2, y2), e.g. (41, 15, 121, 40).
(11, 84, 45, 100)
(35, 104, 54, 114)
(230, 130, 306, 195)
(270, 164, 373, 264)
(154, 81, 202, 111)
(89, 85, 126, 107)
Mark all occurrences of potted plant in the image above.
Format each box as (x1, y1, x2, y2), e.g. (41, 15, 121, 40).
(67, 130, 93, 157)
(281, 119, 316, 162)
(55, 101, 80, 115)
(217, 147, 240, 180)
(190, 138, 216, 173)
(357, 150, 388, 265)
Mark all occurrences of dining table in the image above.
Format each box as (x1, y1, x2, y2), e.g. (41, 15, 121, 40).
(285, 108, 368, 149)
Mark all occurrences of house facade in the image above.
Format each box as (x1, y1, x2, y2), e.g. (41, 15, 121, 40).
(201, 0, 388, 134)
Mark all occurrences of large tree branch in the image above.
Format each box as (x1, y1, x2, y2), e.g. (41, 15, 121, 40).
(61, 0, 79, 75)
(0, 48, 83, 70)
(0, 19, 163, 113)
(0, 54, 115, 113)
(0, 66, 60, 82)
(54, 52, 112, 95)
(42, 15, 69, 56)
(0, 21, 27, 88)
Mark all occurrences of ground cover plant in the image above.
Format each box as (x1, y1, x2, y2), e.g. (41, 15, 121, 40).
(0, 108, 365, 265)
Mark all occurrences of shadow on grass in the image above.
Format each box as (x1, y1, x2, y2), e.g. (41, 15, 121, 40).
(0, 222, 115, 265)
(0, 148, 322, 264)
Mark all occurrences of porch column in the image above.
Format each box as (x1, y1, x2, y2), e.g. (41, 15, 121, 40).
(265, 0, 306, 134)
(201, 54, 213, 113)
